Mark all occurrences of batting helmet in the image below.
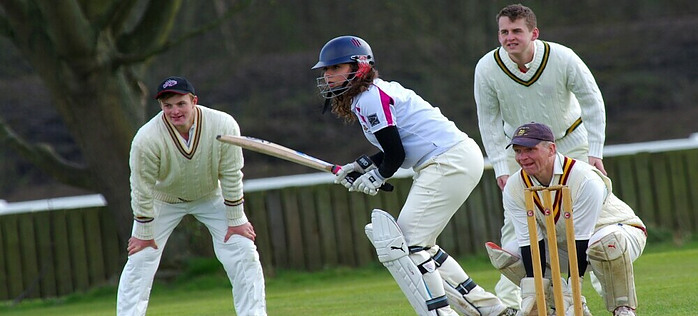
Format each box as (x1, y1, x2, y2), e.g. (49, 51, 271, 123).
(311, 35, 374, 70)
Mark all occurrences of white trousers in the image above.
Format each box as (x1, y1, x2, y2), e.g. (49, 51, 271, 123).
(398, 138, 484, 247)
(397, 139, 505, 312)
(116, 193, 266, 316)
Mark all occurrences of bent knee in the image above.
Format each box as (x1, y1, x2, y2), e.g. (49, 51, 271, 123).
(588, 229, 627, 261)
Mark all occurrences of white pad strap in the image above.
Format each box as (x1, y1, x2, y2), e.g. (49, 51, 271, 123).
(485, 242, 526, 285)
(587, 229, 637, 311)
(365, 209, 443, 315)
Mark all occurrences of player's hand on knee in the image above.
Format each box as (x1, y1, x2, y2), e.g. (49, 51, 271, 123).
(127, 237, 158, 255)
(351, 169, 385, 196)
(226, 222, 256, 242)
(588, 156, 607, 175)
(334, 155, 375, 189)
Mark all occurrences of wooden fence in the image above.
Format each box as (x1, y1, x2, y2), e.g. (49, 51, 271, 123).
(0, 206, 121, 302)
(1, 140, 698, 301)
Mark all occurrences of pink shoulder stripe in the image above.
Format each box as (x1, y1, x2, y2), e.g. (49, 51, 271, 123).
(378, 88, 394, 125)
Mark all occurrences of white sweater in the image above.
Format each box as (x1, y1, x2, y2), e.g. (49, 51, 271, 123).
(504, 153, 645, 247)
(129, 105, 246, 239)
(475, 40, 606, 178)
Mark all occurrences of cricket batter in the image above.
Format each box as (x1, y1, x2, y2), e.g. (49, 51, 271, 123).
(312, 35, 515, 316)
(474, 4, 608, 308)
(492, 122, 645, 316)
(116, 77, 266, 316)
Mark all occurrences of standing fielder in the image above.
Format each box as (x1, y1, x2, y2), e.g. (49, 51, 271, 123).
(492, 122, 645, 316)
(474, 4, 608, 308)
(116, 77, 266, 316)
(313, 35, 515, 316)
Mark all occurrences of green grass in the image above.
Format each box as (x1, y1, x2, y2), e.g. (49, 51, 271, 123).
(1, 241, 696, 315)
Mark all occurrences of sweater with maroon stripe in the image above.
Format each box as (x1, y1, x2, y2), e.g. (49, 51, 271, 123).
(129, 105, 246, 239)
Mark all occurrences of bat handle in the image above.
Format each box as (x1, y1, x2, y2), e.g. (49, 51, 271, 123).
(332, 166, 394, 192)
(380, 183, 395, 192)
(345, 171, 394, 192)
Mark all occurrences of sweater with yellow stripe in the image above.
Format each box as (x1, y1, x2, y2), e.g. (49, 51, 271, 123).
(129, 105, 246, 239)
(504, 154, 645, 248)
(475, 40, 606, 178)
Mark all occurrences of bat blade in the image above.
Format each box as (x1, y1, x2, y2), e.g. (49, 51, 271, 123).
(216, 135, 338, 173)
(216, 135, 393, 192)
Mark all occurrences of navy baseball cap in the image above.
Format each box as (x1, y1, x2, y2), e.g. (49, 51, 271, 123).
(506, 122, 555, 148)
(154, 76, 196, 99)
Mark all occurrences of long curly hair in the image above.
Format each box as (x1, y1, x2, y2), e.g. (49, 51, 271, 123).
(331, 64, 379, 123)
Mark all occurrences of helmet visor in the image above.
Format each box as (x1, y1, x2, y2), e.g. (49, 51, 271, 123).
(315, 71, 360, 99)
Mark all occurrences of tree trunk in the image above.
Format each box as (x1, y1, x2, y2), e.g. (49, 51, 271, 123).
(50, 69, 147, 248)
(30, 60, 148, 249)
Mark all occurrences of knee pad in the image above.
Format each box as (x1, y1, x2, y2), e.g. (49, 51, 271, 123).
(587, 229, 636, 312)
(365, 209, 445, 315)
(588, 229, 627, 262)
(409, 248, 437, 274)
(427, 247, 477, 296)
(427, 246, 448, 267)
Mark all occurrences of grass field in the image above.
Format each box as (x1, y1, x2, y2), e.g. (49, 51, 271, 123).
(1, 241, 696, 315)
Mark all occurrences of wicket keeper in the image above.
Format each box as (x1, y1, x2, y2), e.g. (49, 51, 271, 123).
(487, 123, 646, 316)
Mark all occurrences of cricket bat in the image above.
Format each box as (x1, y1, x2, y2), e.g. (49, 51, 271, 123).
(216, 135, 393, 192)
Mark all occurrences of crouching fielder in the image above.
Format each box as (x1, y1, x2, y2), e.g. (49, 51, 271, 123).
(312, 35, 514, 316)
(486, 123, 646, 316)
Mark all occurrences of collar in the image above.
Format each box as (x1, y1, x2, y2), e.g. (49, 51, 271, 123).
(523, 40, 540, 70)
(552, 152, 565, 181)
(527, 153, 565, 187)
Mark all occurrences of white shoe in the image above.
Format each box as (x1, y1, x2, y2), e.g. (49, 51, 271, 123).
(614, 306, 636, 316)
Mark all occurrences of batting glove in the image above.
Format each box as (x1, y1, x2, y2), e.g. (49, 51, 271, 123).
(350, 169, 385, 196)
(334, 155, 375, 189)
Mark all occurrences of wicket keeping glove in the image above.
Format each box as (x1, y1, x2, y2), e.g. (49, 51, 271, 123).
(351, 169, 385, 196)
(334, 155, 376, 189)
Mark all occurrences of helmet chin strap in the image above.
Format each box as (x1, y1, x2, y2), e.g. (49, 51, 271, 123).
(321, 98, 331, 114)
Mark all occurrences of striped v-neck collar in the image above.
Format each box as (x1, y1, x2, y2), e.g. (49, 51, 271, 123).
(494, 40, 550, 87)
(161, 107, 202, 160)
(520, 155, 576, 222)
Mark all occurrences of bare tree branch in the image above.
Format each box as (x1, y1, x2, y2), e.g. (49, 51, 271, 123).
(114, 0, 252, 65)
(212, 0, 236, 54)
(0, 0, 30, 33)
(34, 0, 94, 58)
(101, 0, 140, 36)
(0, 118, 93, 189)
(76, 0, 114, 24)
(1, 0, 61, 76)
(115, 0, 183, 57)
